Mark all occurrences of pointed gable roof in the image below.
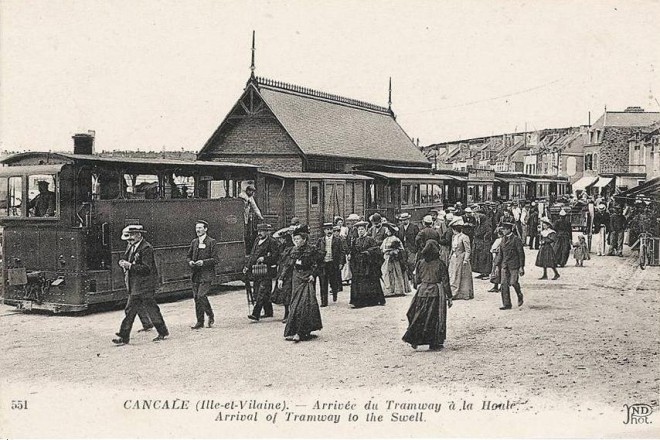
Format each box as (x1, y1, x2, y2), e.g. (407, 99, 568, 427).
(200, 77, 430, 167)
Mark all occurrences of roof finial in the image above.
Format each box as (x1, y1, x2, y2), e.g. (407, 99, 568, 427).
(388, 77, 392, 111)
(250, 30, 256, 79)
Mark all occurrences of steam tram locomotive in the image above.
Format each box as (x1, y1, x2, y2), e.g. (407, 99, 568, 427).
(0, 152, 257, 312)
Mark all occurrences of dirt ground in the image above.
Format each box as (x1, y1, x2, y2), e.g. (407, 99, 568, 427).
(0, 244, 658, 437)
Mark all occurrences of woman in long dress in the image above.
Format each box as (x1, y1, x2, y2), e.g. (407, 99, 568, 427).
(380, 223, 411, 296)
(349, 221, 386, 308)
(536, 218, 560, 280)
(271, 227, 294, 323)
(553, 209, 572, 267)
(402, 240, 452, 351)
(448, 217, 474, 300)
(281, 226, 323, 342)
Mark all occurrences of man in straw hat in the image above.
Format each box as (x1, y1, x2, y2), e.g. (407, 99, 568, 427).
(316, 222, 345, 306)
(244, 223, 279, 321)
(113, 225, 169, 345)
(187, 220, 219, 329)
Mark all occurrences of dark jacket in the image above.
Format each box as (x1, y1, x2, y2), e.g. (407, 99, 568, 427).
(247, 235, 280, 278)
(316, 235, 345, 266)
(123, 239, 159, 297)
(397, 222, 421, 253)
(610, 213, 627, 232)
(415, 227, 441, 252)
(593, 211, 611, 233)
(495, 233, 526, 270)
(187, 235, 219, 283)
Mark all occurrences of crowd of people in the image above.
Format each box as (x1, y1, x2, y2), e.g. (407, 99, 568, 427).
(111, 192, 658, 351)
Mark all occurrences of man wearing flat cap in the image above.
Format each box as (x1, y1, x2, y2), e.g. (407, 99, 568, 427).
(188, 220, 219, 329)
(113, 225, 169, 345)
(244, 223, 279, 321)
(316, 222, 345, 306)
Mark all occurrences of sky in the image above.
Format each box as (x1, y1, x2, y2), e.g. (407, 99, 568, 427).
(1, 0, 659, 152)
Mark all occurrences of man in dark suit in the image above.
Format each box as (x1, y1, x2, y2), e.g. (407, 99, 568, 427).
(316, 222, 345, 306)
(244, 223, 279, 321)
(397, 212, 419, 283)
(495, 221, 525, 310)
(188, 220, 219, 329)
(112, 225, 169, 345)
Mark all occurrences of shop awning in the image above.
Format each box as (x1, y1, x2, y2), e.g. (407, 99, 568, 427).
(616, 176, 660, 200)
(571, 175, 600, 191)
(593, 177, 613, 188)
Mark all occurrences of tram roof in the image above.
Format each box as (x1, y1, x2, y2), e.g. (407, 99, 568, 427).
(356, 170, 467, 182)
(1, 152, 258, 170)
(262, 171, 372, 181)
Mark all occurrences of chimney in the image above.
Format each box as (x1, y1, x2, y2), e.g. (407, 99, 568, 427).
(624, 106, 644, 113)
(72, 131, 95, 155)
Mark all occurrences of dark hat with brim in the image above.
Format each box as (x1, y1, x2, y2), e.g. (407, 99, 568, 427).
(196, 220, 209, 228)
(500, 221, 514, 229)
(354, 221, 369, 228)
(292, 224, 310, 235)
(383, 222, 399, 234)
(256, 223, 273, 231)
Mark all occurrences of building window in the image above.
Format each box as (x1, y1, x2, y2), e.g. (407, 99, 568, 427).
(310, 184, 320, 206)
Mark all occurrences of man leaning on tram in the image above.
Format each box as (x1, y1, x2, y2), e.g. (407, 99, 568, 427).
(112, 225, 169, 346)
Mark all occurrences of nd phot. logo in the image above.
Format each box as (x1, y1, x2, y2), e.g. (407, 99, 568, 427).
(623, 404, 653, 425)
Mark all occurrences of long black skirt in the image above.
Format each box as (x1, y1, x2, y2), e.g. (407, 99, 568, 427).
(284, 270, 322, 337)
(535, 244, 557, 268)
(271, 273, 292, 306)
(402, 283, 447, 348)
(350, 275, 385, 308)
(553, 232, 572, 267)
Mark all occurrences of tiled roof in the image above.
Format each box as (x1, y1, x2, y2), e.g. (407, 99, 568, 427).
(591, 111, 660, 128)
(256, 77, 429, 166)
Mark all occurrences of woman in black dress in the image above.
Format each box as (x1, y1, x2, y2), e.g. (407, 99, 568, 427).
(281, 226, 323, 342)
(553, 209, 572, 267)
(536, 218, 560, 280)
(402, 240, 452, 351)
(349, 221, 385, 308)
(271, 227, 294, 323)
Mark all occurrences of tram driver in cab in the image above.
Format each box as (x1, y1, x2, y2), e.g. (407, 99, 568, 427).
(28, 180, 56, 217)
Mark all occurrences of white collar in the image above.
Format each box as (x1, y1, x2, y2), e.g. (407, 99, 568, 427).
(198, 234, 207, 243)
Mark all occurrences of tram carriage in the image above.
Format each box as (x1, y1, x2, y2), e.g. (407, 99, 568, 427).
(0, 151, 257, 312)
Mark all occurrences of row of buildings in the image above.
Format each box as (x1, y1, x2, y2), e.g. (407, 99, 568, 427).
(422, 106, 660, 198)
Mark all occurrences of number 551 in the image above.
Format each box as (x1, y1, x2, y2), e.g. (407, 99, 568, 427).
(11, 400, 28, 410)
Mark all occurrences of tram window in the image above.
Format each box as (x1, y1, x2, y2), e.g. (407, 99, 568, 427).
(93, 173, 123, 200)
(165, 174, 194, 199)
(401, 185, 410, 206)
(7, 177, 22, 217)
(420, 184, 429, 204)
(0, 177, 7, 216)
(27, 174, 57, 217)
(124, 174, 160, 199)
(432, 184, 443, 204)
(412, 184, 420, 205)
(209, 181, 228, 199)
